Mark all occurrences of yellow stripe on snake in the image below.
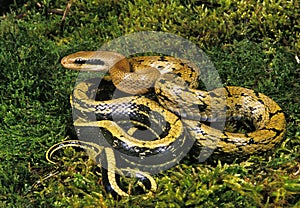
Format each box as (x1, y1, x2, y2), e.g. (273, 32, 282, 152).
(47, 51, 286, 197)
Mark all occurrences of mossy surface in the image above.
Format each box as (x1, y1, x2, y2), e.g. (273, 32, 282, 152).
(0, 0, 299, 207)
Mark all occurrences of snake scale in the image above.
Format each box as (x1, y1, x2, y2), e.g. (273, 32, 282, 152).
(46, 51, 286, 197)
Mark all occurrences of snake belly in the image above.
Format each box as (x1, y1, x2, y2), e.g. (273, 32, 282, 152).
(47, 51, 286, 197)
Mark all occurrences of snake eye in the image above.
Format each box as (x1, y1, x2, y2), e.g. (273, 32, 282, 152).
(74, 58, 86, 65)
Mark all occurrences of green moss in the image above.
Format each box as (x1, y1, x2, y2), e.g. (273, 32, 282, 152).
(0, 0, 299, 207)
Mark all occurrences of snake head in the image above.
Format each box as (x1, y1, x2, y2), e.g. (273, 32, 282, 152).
(61, 51, 127, 72)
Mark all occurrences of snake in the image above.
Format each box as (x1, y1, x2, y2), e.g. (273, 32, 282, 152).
(46, 51, 286, 197)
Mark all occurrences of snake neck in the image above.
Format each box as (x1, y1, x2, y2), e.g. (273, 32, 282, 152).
(110, 60, 161, 95)
(110, 58, 132, 73)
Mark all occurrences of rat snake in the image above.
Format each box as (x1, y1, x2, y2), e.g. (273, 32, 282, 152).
(46, 51, 286, 197)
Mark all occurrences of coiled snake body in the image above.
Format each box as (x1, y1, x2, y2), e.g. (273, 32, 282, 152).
(47, 51, 286, 197)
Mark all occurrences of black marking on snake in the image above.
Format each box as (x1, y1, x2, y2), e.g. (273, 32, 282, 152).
(74, 58, 105, 65)
(240, 92, 249, 97)
(158, 93, 175, 106)
(269, 109, 283, 118)
(137, 104, 151, 114)
(198, 103, 208, 112)
(247, 138, 256, 145)
(256, 114, 263, 123)
(94, 109, 113, 120)
(72, 96, 85, 107)
(185, 81, 191, 86)
(248, 106, 256, 114)
(222, 130, 229, 138)
(225, 105, 231, 111)
(101, 167, 120, 199)
(134, 59, 145, 63)
(254, 91, 260, 98)
(222, 137, 237, 145)
(257, 98, 264, 105)
(189, 72, 195, 78)
(234, 104, 243, 110)
(129, 63, 135, 72)
(86, 59, 105, 65)
(130, 114, 151, 127)
(266, 127, 284, 137)
(176, 72, 182, 77)
(187, 65, 197, 74)
(158, 79, 167, 84)
(198, 128, 208, 136)
(158, 56, 168, 62)
(224, 86, 232, 97)
(158, 121, 172, 139)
